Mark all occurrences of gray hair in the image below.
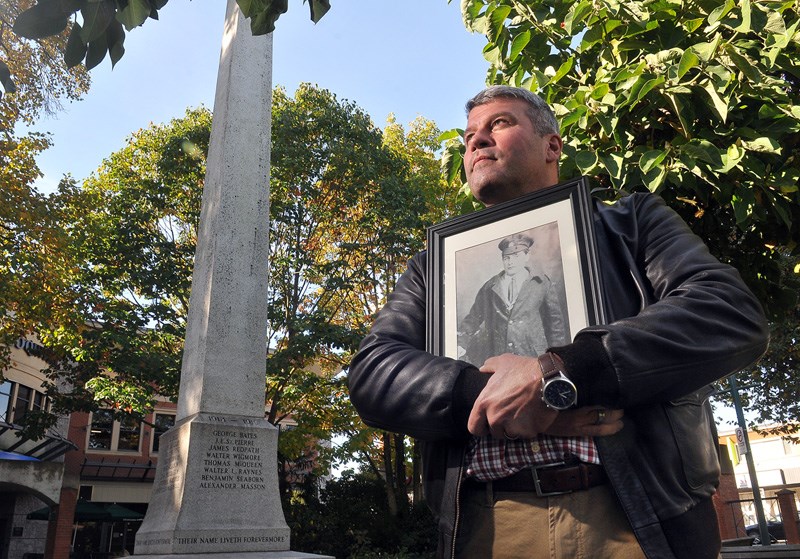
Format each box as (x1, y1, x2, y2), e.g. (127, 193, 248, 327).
(465, 86, 560, 136)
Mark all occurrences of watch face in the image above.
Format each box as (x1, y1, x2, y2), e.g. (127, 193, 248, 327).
(543, 378, 577, 410)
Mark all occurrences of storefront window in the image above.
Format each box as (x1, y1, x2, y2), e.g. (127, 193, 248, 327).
(152, 413, 175, 453)
(89, 410, 114, 450)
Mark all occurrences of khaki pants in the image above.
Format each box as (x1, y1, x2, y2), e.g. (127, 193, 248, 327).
(456, 483, 647, 559)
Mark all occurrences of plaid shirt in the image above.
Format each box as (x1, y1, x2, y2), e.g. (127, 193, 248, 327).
(465, 434, 600, 481)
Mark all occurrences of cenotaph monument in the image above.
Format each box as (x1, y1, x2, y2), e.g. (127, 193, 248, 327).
(134, 2, 329, 557)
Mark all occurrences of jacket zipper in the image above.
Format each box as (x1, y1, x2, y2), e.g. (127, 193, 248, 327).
(450, 457, 466, 559)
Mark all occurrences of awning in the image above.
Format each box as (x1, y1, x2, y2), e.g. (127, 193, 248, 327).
(0, 420, 77, 461)
(27, 500, 145, 522)
(101, 503, 144, 521)
(0, 450, 39, 461)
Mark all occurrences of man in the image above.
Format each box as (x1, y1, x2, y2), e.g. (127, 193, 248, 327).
(348, 86, 768, 559)
(458, 232, 567, 365)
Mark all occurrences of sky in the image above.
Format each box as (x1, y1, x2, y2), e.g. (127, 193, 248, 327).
(27, 0, 490, 194)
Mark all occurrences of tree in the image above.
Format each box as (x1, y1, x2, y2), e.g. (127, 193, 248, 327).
(7, 0, 330, 77)
(717, 253, 800, 437)
(1, 0, 90, 376)
(265, 86, 451, 502)
(25, 85, 453, 495)
(0, 133, 77, 378)
(0, 0, 89, 115)
(283, 472, 436, 558)
(35, 107, 211, 427)
(449, 0, 800, 431)
(334, 114, 457, 511)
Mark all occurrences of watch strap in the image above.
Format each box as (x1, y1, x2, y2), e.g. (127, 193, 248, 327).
(538, 352, 563, 382)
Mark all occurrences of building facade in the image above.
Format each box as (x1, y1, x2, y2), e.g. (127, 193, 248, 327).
(1, 337, 74, 559)
(0, 336, 176, 559)
(718, 424, 800, 540)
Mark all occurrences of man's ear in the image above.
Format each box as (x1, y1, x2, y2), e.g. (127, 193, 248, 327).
(545, 134, 563, 163)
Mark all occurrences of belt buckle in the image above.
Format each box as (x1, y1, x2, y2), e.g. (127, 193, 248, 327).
(531, 461, 571, 497)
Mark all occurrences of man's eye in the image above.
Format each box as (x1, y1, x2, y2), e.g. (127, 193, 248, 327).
(492, 118, 509, 128)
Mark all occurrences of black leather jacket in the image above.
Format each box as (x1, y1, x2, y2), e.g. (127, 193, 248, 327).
(349, 193, 769, 559)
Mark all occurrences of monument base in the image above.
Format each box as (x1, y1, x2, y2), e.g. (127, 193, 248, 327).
(135, 413, 290, 556)
(135, 552, 332, 559)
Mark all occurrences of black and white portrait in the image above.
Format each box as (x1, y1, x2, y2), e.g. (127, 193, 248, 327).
(430, 181, 603, 362)
(454, 222, 570, 367)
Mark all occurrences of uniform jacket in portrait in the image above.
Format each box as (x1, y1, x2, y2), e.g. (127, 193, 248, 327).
(459, 269, 567, 364)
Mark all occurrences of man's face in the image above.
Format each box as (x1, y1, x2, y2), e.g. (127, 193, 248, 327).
(502, 250, 528, 276)
(464, 98, 562, 206)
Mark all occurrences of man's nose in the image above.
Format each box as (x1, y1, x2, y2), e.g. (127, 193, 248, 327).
(470, 127, 493, 148)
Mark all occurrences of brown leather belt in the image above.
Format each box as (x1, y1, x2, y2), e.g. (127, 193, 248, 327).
(464, 461, 607, 497)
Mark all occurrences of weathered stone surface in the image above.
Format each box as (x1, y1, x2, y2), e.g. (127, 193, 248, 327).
(136, 552, 332, 559)
(134, 414, 288, 555)
(175, 0, 273, 422)
(134, 0, 294, 555)
(0, 460, 64, 505)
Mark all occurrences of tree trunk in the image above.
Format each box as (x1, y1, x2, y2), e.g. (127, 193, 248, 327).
(412, 438, 423, 505)
(393, 432, 409, 514)
(382, 431, 399, 517)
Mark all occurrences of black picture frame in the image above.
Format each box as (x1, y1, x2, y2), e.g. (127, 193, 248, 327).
(426, 177, 605, 363)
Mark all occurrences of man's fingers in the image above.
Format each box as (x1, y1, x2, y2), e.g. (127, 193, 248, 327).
(587, 418, 624, 436)
(585, 407, 623, 436)
(467, 405, 489, 436)
(544, 406, 625, 437)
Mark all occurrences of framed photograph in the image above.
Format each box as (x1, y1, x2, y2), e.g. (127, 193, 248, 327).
(426, 177, 605, 365)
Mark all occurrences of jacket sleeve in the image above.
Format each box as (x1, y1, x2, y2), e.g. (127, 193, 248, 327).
(348, 252, 489, 441)
(544, 277, 568, 347)
(551, 193, 769, 408)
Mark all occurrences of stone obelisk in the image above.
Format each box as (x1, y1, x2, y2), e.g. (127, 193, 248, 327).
(134, 2, 328, 557)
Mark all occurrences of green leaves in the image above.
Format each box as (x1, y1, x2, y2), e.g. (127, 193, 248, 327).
(459, 0, 800, 323)
(309, 0, 331, 23)
(64, 22, 88, 66)
(81, 0, 115, 42)
(12, 0, 73, 39)
(11, 0, 332, 70)
(0, 61, 16, 98)
(116, 0, 152, 31)
(510, 30, 531, 61)
(238, 0, 288, 35)
(460, 0, 799, 433)
(677, 49, 699, 79)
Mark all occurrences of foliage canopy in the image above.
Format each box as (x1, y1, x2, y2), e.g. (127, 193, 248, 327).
(1, 0, 90, 374)
(449, 0, 800, 433)
(16, 85, 450, 483)
(448, 0, 800, 317)
(6, 0, 329, 79)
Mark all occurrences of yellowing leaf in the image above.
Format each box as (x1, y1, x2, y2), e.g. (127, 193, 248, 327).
(741, 137, 781, 154)
(702, 81, 729, 123)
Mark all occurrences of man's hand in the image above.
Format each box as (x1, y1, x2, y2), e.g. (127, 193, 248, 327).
(468, 353, 557, 439)
(545, 406, 624, 437)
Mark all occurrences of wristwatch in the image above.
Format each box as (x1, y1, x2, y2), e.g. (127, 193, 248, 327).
(539, 352, 577, 410)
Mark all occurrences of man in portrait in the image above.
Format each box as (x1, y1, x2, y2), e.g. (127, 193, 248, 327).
(458, 232, 567, 365)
